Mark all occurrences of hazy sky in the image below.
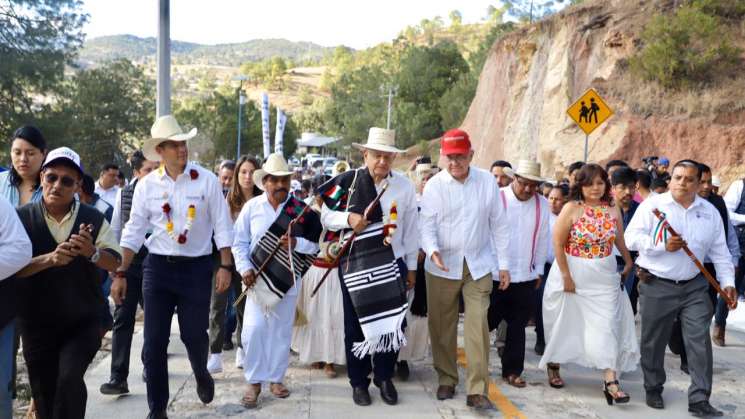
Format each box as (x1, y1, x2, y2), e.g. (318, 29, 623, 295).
(82, 0, 503, 49)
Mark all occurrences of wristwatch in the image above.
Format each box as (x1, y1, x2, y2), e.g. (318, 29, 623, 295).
(89, 248, 101, 263)
(218, 264, 234, 272)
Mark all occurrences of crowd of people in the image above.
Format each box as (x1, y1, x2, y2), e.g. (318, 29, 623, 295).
(0, 116, 742, 419)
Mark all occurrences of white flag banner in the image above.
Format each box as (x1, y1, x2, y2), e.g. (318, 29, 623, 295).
(274, 108, 287, 155)
(261, 93, 271, 159)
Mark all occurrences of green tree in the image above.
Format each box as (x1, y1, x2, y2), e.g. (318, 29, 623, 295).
(326, 65, 389, 145)
(49, 59, 155, 173)
(449, 10, 463, 27)
(0, 0, 87, 139)
(504, 0, 567, 23)
(395, 42, 469, 147)
(630, 5, 741, 88)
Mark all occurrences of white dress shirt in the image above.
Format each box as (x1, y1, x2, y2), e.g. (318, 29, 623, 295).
(499, 186, 550, 282)
(547, 213, 557, 264)
(111, 188, 123, 242)
(95, 182, 120, 207)
(723, 179, 745, 226)
(420, 167, 510, 280)
(120, 163, 233, 257)
(625, 192, 735, 289)
(0, 196, 32, 280)
(232, 193, 319, 277)
(321, 170, 419, 271)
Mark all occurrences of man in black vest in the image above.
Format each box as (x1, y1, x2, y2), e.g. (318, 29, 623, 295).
(15, 147, 123, 419)
(100, 150, 158, 395)
(0, 196, 32, 419)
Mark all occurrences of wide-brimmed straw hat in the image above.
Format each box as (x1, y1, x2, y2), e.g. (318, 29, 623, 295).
(142, 115, 198, 161)
(352, 127, 405, 153)
(504, 159, 544, 183)
(253, 153, 293, 191)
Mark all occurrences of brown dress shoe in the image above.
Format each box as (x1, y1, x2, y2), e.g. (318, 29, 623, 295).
(466, 394, 495, 410)
(436, 385, 455, 400)
(712, 325, 725, 347)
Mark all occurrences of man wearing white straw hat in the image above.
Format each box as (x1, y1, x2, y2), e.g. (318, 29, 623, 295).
(117, 115, 234, 419)
(488, 159, 551, 389)
(232, 152, 321, 409)
(317, 127, 418, 406)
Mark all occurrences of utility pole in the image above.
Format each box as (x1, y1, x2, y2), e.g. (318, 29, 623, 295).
(156, 0, 171, 117)
(232, 75, 249, 159)
(381, 85, 398, 130)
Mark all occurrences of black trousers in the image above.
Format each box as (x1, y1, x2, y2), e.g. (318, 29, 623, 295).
(143, 254, 212, 413)
(340, 259, 406, 389)
(534, 264, 551, 346)
(109, 263, 145, 382)
(208, 263, 243, 354)
(22, 319, 100, 419)
(488, 280, 537, 377)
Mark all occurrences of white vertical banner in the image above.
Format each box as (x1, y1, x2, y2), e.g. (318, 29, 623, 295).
(274, 108, 287, 155)
(260, 92, 271, 159)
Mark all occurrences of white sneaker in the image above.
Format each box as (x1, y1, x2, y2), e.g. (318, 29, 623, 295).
(235, 347, 244, 369)
(207, 353, 223, 374)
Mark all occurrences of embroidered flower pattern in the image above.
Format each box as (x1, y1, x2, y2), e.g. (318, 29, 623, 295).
(565, 205, 617, 259)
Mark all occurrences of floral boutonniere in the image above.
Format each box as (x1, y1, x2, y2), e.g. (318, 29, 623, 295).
(189, 169, 199, 180)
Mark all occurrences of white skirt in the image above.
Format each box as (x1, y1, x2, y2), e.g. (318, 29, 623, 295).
(539, 255, 640, 372)
(291, 264, 346, 365)
(398, 290, 430, 362)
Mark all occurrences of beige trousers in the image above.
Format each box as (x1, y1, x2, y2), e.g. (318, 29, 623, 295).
(426, 261, 492, 396)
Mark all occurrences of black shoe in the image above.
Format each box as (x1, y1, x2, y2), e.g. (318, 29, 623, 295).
(196, 374, 215, 404)
(146, 411, 168, 419)
(646, 391, 664, 409)
(100, 379, 129, 395)
(534, 341, 545, 356)
(681, 362, 690, 375)
(688, 401, 724, 417)
(352, 386, 371, 406)
(373, 379, 398, 405)
(396, 361, 410, 381)
(223, 340, 234, 351)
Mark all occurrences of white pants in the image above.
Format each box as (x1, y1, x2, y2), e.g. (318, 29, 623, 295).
(242, 284, 298, 384)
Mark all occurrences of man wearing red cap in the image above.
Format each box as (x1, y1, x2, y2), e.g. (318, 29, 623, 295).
(420, 129, 511, 410)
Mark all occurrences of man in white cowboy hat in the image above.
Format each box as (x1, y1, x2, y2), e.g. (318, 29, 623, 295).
(487, 159, 551, 389)
(232, 152, 320, 408)
(318, 127, 419, 406)
(116, 115, 234, 419)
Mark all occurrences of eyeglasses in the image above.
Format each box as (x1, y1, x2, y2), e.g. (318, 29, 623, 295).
(44, 173, 77, 188)
(444, 154, 470, 163)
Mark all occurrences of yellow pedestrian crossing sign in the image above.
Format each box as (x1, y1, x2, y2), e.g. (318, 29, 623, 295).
(567, 88, 613, 135)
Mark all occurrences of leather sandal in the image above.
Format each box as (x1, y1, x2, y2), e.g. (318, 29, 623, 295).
(324, 363, 337, 378)
(270, 382, 290, 398)
(547, 363, 565, 389)
(504, 374, 527, 388)
(240, 384, 261, 409)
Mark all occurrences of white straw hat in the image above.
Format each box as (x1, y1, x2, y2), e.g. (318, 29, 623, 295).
(352, 127, 405, 153)
(253, 153, 293, 191)
(142, 115, 198, 161)
(504, 159, 544, 182)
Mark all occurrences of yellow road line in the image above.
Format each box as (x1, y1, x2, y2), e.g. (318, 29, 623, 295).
(457, 347, 527, 419)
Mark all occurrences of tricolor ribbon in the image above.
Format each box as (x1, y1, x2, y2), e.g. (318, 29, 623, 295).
(653, 212, 670, 246)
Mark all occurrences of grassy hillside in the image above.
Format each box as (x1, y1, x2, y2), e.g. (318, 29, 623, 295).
(79, 35, 335, 67)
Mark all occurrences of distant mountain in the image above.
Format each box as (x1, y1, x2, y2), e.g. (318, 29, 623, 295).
(79, 35, 336, 67)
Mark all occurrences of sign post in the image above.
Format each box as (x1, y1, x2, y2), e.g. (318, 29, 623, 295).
(567, 88, 614, 162)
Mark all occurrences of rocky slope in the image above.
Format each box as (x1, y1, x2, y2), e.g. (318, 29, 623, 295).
(460, 0, 745, 183)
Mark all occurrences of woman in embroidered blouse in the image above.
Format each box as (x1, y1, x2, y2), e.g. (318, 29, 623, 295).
(539, 164, 639, 405)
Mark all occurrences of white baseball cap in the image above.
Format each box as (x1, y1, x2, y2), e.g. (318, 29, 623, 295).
(42, 147, 84, 175)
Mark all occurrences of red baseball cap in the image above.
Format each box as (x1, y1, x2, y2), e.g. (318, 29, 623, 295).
(440, 129, 472, 155)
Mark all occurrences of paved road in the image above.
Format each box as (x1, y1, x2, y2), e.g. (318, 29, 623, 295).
(85, 311, 745, 418)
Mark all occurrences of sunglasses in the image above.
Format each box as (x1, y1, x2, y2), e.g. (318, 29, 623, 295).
(44, 173, 77, 188)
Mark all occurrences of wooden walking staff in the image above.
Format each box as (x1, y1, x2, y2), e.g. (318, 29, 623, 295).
(233, 202, 314, 307)
(652, 208, 736, 308)
(310, 182, 390, 298)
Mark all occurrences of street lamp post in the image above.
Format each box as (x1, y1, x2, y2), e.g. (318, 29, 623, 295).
(380, 84, 398, 130)
(232, 75, 249, 159)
